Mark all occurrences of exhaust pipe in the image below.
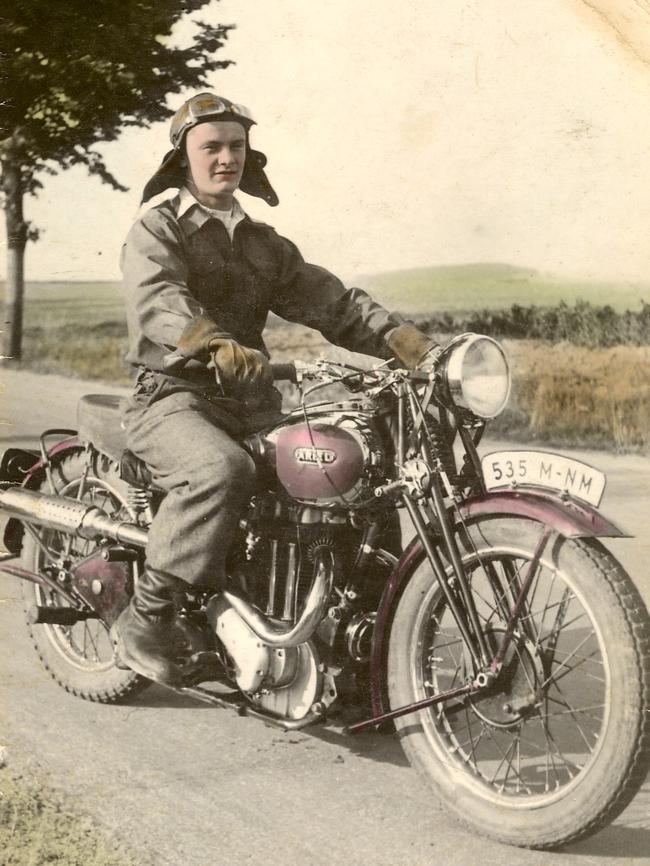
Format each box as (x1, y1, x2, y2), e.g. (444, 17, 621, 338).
(0, 485, 148, 548)
(219, 550, 335, 648)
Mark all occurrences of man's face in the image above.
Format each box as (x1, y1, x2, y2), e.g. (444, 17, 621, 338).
(184, 120, 246, 208)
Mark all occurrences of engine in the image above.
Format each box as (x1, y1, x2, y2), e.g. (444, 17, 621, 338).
(232, 494, 361, 621)
(228, 485, 393, 681)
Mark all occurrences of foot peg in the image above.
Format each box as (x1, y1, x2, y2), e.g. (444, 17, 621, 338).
(28, 605, 98, 626)
(112, 643, 131, 671)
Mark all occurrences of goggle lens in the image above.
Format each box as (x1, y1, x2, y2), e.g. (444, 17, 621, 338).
(171, 93, 255, 146)
(188, 95, 254, 122)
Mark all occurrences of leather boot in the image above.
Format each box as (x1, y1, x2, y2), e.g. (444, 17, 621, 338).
(110, 568, 185, 686)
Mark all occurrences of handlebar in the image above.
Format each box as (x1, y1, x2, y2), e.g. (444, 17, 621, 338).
(271, 360, 433, 385)
(271, 362, 298, 383)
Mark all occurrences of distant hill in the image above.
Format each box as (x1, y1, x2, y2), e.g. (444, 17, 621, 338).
(360, 263, 649, 315)
(1, 265, 648, 325)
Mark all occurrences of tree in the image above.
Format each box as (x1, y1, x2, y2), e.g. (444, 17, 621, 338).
(0, 1, 232, 359)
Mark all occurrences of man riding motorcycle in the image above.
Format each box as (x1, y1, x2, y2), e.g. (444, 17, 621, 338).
(113, 92, 439, 686)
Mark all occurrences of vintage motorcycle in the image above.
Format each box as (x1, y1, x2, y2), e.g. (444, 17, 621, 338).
(1, 333, 649, 849)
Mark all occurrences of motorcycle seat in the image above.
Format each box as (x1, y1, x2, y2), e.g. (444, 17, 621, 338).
(77, 395, 157, 488)
(77, 394, 128, 461)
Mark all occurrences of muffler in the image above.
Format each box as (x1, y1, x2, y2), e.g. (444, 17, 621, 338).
(0, 485, 148, 548)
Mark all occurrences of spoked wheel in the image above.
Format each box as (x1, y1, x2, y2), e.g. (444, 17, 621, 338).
(388, 517, 650, 849)
(21, 451, 148, 703)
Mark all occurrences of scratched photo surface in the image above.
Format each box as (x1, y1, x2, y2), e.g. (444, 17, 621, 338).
(1, 3, 649, 865)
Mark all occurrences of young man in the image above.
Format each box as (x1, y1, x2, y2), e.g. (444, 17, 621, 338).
(113, 93, 437, 686)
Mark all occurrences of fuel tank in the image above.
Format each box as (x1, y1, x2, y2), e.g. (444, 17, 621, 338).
(248, 411, 385, 507)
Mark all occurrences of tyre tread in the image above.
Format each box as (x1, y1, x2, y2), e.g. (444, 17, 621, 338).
(534, 538, 650, 849)
(389, 523, 650, 850)
(20, 449, 150, 705)
(24, 613, 148, 704)
(452, 538, 650, 850)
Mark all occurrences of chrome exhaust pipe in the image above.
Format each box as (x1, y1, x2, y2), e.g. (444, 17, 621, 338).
(220, 550, 334, 648)
(0, 485, 148, 548)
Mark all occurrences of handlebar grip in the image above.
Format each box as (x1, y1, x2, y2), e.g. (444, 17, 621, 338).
(271, 362, 298, 383)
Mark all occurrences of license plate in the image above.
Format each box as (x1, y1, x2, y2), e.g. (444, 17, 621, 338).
(481, 450, 606, 508)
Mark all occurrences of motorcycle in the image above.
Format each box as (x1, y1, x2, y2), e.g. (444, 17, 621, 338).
(1, 332, 648, 849)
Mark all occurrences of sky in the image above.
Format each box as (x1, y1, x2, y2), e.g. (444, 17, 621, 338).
(2, 0, 650, 285)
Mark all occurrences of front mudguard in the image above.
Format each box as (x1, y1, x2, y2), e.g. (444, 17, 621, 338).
(1, 438, 80, 554)
(368, 489, 627, 718)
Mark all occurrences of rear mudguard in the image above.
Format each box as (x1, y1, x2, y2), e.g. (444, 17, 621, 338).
(2, 437, 81, 554)
(368, 489, 627, 718)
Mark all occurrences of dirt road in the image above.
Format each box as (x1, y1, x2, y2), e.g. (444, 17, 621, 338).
(0, 369, 648, 865)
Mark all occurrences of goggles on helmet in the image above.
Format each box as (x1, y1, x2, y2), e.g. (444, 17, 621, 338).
(170, 93, 256, 149)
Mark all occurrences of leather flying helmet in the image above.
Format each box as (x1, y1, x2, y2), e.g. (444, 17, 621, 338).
(141, 92, 278, 206)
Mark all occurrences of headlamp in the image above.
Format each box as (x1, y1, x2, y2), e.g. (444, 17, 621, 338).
(438, 334, 510, 418)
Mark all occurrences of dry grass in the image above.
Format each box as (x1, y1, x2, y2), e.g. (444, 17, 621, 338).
(0, 770, 142, 866)
(20, 327, 132, 385)
(490, 341, 650, 452)
(7, 318, 650, 453)
(264, 327, 650, 452)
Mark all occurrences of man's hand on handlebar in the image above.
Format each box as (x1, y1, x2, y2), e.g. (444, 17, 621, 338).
(209, 338, 273, 396)
(386, 322, 441, 370)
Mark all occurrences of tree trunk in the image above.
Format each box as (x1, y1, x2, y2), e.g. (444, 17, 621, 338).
(2, 160, 28, 362)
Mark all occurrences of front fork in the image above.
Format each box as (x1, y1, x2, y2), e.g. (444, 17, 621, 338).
(350, 380, 554, 734)
(349, 477, 553, 735)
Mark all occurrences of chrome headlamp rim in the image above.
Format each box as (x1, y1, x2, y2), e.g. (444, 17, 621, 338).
(438, 333, 511, 419)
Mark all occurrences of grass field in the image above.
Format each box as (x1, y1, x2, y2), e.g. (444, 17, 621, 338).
(2, 265, 649, 451)
(362, 263, 650, 315)
(489, 341, 650, 451)
(3, 264, 649, 325)
(3, 281, 124, 329)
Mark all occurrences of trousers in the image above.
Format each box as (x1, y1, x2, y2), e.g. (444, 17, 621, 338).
(123, 384, 257, 588)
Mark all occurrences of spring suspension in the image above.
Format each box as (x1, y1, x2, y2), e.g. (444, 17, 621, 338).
(427, 413, 457, 481)
(127, 485, 152, 514)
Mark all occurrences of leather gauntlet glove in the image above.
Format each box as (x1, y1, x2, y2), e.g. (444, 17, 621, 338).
(208, 338, 272, 397)
(173, 315, 272, 397)
(386, 322, 441, 370)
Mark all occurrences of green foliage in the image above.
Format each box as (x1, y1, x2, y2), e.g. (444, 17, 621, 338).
(0, 5, 231, 356)
(415, 300, 650, 347)
(0, 771, 141, 866)
(0, 1, 232, 195)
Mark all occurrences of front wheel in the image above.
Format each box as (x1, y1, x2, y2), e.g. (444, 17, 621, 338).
(387, 517, 650, 849)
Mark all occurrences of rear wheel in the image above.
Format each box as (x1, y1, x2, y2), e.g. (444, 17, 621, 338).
(21, 450, 148, 703)
(388, 517, 650, 848)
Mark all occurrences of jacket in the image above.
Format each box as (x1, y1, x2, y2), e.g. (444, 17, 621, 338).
(121, 194, 403, 383)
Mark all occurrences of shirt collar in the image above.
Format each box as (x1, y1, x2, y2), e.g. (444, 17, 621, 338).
(175, 187, 246, 235)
